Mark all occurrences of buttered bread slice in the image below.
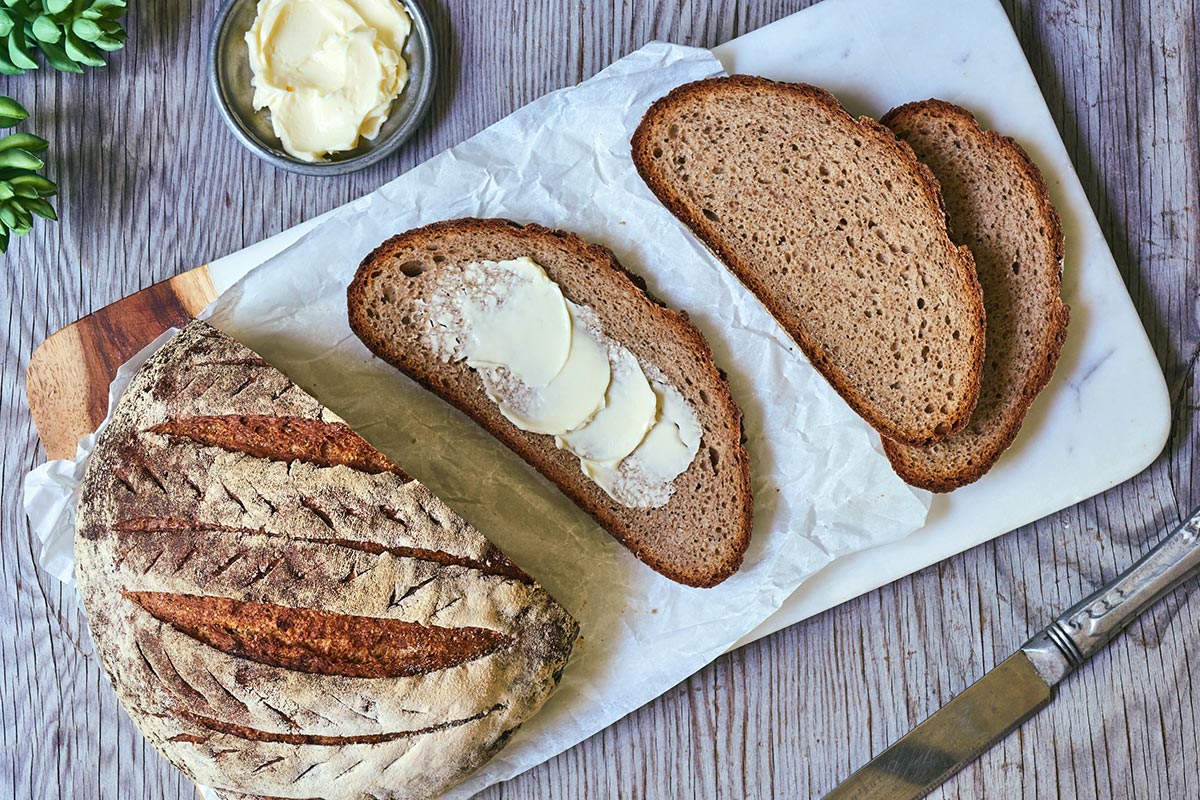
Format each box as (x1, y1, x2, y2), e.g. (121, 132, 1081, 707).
(632, 76, 986, 446)
(348, 218, 752, 588)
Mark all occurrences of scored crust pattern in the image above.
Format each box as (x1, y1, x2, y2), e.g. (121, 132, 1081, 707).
(75, 321, 578, 800)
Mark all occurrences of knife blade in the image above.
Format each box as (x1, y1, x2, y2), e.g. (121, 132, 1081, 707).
(825, 508, 1200, 800)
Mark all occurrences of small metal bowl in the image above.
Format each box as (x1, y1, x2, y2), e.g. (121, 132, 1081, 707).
(209, 0, 437, 176)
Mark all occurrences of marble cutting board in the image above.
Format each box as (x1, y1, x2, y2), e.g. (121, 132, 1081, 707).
(158, 0, 1179, 642)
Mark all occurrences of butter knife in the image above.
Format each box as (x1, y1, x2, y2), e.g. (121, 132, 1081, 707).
(825, 506, 1200, 800)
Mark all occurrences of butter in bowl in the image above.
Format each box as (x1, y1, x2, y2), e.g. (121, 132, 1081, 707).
(209, 0, 437, 175)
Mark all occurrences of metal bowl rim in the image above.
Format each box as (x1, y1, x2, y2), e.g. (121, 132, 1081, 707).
(207, 0, 437, 177)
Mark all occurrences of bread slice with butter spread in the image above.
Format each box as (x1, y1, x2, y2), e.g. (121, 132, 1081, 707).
(347, 218, 752, 588)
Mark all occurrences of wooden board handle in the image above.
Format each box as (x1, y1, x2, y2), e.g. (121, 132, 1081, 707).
(26, 265, 217, 460)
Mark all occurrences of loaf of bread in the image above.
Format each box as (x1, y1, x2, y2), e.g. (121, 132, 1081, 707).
(347, 218, 752, 588)
(879, 100, 1070, 490)
(632, 76, 987, 446)
(75, 321, 578, 800)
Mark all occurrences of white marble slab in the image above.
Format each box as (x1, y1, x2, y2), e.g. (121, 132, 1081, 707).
(715, 0, 1170, 643)
(207, 0, 1170, 646)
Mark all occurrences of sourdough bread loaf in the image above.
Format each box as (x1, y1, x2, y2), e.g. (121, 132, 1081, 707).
(347, 218, 752, 589)
(632, 76, 987, 446)
(879, 100, 1070, 490)
(75, 321, 578, 800)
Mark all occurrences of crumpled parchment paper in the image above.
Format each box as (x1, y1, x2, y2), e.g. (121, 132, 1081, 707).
(24, 42, 929, 799)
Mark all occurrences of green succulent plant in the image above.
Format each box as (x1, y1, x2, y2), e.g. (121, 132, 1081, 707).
(0, 0, 126, 75)
(0, 96, 56, 251)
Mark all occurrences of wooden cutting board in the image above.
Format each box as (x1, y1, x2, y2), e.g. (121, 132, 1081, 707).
(26, 265, 217, 460)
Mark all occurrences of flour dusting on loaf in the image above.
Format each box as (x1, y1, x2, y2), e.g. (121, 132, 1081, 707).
(75, 321, 578, 800)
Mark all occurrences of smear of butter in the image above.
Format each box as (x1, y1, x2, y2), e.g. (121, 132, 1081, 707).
(460, 257, 570, 386)
(629, 383, 703, 481)
(560, 348, 657, 463)
(478, 302, 611, 435)
(422, 256, 702, 509)
(246, 0, 411, 162)
(581, 381, 702, 508)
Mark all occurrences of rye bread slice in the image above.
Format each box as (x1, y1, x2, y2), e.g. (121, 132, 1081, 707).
(347, 218, 752, 588)
(879, 100, 1070, 491)
(631, 75, 986, 446)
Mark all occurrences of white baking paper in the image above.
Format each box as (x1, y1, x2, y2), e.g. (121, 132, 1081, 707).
(25, 42, 930, 799)
(22, 327, 181, 587)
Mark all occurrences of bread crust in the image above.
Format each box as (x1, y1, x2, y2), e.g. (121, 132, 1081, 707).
(879, 100, 1070, 491)
(75, 321, 578, 800)
(348, 218, 753, 588)
(631, 75, 987, 447)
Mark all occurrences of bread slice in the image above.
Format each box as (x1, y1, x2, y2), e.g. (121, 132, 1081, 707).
(76, 321, 578, 800)
(632, 76, 986, 446)
(347, 218, 752, 588)
(879, 100, 1070, 491)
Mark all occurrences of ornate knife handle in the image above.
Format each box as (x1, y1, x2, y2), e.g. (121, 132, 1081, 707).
(1026, 509, 1200, 680)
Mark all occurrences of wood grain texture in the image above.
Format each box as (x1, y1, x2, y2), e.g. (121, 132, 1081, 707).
(2, 1, 1197, 798)
(26, 264, 215, 460)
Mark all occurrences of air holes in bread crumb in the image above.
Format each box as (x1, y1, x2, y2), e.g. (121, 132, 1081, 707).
(702, 208, 719, 222)
(398, 260, 425, 277)
(652, 146, 663, 158)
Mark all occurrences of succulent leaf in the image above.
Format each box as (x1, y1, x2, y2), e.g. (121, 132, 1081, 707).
(0, 95, 57, 251)
(0, 0, 124, 72)
(30, 14, 58, 42)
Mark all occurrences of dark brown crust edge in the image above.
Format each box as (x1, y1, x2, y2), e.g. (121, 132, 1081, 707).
(631, 74, 987, 447)
(879, 99, 1070, 491)
(347, 218, 753, 588)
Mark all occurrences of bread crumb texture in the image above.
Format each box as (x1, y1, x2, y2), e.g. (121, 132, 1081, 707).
(632, 76, 987, 446)
(880, 100, 1069, 491)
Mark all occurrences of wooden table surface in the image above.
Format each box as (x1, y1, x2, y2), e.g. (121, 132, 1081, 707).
(3, 1, 1198, 797)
